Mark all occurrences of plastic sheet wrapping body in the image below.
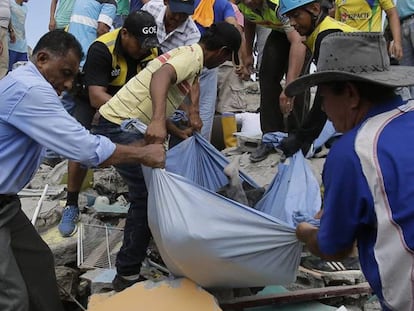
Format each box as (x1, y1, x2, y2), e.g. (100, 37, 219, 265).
(255, 152, 322, 228)
(165, 133, 259, 191)
(142, 134, 321, 288)
(144, 168, 302, 288)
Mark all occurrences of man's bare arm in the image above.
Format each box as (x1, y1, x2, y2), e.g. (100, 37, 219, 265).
(49, 0, 58, 31)
(146, 64, 177, 144)
(296, 222, 354, 261)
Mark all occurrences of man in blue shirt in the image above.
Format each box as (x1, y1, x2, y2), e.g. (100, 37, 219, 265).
(67, 0, 117, 66)
(0, 30, 165, 311)
(285, 32, 414, 311)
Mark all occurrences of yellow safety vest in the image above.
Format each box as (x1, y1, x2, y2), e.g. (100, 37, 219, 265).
(305, 16, 357, 53)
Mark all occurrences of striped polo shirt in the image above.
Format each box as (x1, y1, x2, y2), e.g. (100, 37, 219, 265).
(99, 43, 203, 125)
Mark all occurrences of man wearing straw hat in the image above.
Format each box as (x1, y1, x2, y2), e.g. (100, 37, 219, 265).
(290, 32, 414, 311)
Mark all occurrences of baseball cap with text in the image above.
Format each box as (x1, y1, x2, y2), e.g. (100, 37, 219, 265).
(123, 10, 159, 49)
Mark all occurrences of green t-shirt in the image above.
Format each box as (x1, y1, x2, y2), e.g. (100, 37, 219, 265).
(116, 0, 129, 15)
(55, 0, 76, 29)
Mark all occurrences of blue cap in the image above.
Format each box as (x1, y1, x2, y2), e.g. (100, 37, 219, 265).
(169, 0, 195, 15)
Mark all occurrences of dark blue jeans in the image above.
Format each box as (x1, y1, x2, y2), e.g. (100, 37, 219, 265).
(92, 117, 150, 276)
(259, 30, 309, 133)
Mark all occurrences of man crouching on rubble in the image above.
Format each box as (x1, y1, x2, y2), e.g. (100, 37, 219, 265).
(0, 30, 165, 311)
(287, 32, 414, 311)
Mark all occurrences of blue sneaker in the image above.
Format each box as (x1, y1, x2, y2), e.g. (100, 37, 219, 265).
(58, 205, 79, 237)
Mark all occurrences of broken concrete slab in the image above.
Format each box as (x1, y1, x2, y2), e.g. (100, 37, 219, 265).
(18, 185, 66, 197)
(21, 197, 58, 220)
(87, 278, 222, 311)
(90, 202, 130, 216)
(56, 266, 80, 301)
(80, 268, 116, 294)
(41, 223, 78, 266)
(93, 167, 128, 195)
(227, 152, 281, 189)
(39, 213, 103, 266)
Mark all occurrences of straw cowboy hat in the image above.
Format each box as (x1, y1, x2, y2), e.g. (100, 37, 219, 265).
(285, 32, 414, 97)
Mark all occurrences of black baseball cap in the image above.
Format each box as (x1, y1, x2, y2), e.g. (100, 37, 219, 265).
(169, 0, 195, 14)
(207, 22, 241, 65)
(123, 10, 159, 49)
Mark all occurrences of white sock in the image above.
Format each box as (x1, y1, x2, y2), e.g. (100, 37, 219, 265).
(121, 274, 140, 280)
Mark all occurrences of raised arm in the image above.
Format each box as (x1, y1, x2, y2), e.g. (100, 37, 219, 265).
(49, 0, 58, 31)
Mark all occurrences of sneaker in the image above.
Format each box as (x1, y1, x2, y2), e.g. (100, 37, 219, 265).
(58, 205, 79, 237)
(249, 144, 274, 163)
(301, 255, 361, 273)
(112, 274, 146, 292)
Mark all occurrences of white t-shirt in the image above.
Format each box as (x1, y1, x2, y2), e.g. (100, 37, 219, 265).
(0, 0, 11, 28)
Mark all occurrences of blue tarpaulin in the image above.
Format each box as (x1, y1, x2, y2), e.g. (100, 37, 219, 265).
(143, 133, 321, 288)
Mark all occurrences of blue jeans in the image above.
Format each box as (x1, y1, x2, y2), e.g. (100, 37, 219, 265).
(401, 18, 414, 98)
(199, 67, 218, 141)
(8, 50, 27, 71)
(259, 30, 309, 134)
(92, 117, 150, 276)
(113, 14, 128, 28)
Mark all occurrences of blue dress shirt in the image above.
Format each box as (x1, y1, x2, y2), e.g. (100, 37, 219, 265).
(0, 62, 116, 194)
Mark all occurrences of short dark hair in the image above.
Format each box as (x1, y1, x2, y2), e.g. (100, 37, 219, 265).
(200, 22, 241, 52)
(323, 81, 397, 103)
(32, 30, 83, 61)
(199, 22, 241, 64)
(319, 0, 333, 13)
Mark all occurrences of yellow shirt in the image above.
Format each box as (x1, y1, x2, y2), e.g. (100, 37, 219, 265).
(335, 0, 395, 31)
(99, 44, 204, 125)
(305, 16, 356, 54)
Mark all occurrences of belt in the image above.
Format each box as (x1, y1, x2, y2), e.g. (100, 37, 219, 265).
(401, 14, 414, 23)
(91, 111, 101, 126)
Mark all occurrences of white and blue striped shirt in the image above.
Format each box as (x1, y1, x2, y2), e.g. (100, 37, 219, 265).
(142, 0, 200, 53)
